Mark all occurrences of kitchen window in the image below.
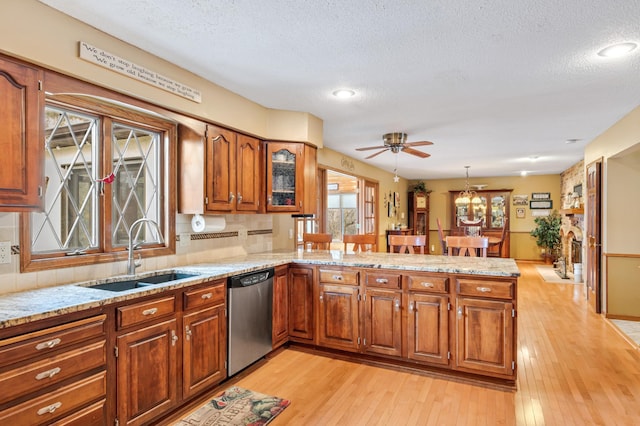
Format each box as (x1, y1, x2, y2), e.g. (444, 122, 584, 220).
(20, 97, 176, 272)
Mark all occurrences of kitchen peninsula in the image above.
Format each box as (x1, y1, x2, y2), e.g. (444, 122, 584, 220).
(0, 251, 519, 425)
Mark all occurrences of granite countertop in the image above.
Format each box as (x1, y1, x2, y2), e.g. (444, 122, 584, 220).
(0, 251, 520, 330)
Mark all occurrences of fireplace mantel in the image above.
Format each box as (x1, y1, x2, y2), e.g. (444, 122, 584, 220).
(560, 207, 584, 216)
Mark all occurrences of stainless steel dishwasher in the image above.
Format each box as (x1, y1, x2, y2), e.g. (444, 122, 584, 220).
(227, 268, 274, 376)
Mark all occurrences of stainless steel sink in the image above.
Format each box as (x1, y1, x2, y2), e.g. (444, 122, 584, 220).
(82, 272, 199, 292)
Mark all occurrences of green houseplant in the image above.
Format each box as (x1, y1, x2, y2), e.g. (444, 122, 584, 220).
(530, 210, 562, 264)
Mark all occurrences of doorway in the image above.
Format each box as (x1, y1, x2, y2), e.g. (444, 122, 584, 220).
(317, 168, 379, 249)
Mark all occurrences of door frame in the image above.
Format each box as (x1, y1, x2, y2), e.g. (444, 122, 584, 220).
(586, 158, 602, 313)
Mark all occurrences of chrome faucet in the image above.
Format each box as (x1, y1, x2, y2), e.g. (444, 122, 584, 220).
(127, 218, 164, 275)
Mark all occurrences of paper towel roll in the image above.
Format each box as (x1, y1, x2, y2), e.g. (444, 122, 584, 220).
(191, 214, 226, 233)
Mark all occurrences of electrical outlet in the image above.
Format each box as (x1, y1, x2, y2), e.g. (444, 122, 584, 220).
(0, 241, 11, 264)
(179, 233, 190, 247)
(238, 229, 247, 239)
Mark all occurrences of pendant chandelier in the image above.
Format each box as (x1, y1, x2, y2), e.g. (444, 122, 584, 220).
(455, 166, 482, 206)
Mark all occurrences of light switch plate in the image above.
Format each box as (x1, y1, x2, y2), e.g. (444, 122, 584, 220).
(0, 241, 11, 264)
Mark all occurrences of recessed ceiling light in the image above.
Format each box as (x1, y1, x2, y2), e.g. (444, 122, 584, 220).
(332, 89, 356, 98)
(529, 155, 539, 162)
(565, 138, 581, 144)
(597, 42, 637, 58)
(521, 171, 528, 177)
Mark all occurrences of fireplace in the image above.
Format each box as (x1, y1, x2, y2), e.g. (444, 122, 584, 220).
(559, 215, 583, 273)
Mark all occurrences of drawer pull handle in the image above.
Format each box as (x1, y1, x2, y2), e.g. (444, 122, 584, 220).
(35, 338, 61, 351)
(476, 287, 492, 293)
(142, 308, 158, 316)
(185, 326, 192, 340)
(37, 401, 62, 415)
(332, 275, 343, 280)
(420, 282, 434, 288)
(35, 367, 62, 380)
(201, 293, 213, 299)
(376, 278, 389, 284)
(171, 330, 178, 346)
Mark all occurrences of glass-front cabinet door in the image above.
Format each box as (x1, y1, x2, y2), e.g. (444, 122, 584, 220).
(265, 142, 303, 212)
(449, 189, 512, 257)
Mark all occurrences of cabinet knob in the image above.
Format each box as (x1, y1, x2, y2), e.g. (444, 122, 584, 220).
(229, 192, 235, 202)
(409, 301, 414, 312)
(394, 299, 400, 312)
(420, 282, 434, 288)
(457, 306, 463, 318)
(268, 195, 272, 205)
(185, 326, 192, 340)
(375, 278, 389, 284)
(319, 294, 323, 302)
(171, 330, 178, 346)
(237, 193, 243, 203)
(332, 275, 343, 280)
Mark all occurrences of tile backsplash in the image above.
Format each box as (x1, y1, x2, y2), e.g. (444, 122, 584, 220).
(0, 212, 276, 295)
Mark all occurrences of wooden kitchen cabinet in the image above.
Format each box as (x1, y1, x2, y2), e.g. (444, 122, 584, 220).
(405, 273, 451, 366)
(272, 265, 289, 349)
(0, 55, 44, 211)
(317, 273, 360, 352)
(182, 279, 227, 399)
(288, 266, 315, 342)
(454, 277, 516, 379)
(363, 271, 402, 357)
(0, 314, 107, 425)
(204, 125, 261, 213)
(116, 318, 179, 425)
(264, 141, 317, 214)
(178, 124, 261, 214)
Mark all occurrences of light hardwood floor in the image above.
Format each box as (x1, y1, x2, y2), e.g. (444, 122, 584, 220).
(169, 262, 640, 425)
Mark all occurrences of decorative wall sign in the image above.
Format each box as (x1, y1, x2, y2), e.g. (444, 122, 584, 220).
(79, 41, 202, 103)
(530, 200, 553, 209)
(531, 192, 551, 200)
(531, 209, 551, 217)
(516, 207, 526, 218)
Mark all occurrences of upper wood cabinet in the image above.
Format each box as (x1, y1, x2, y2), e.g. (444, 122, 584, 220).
(178, 124, 261, 214)
(0, 55, 44, 211)
(264, 141, 317, 214)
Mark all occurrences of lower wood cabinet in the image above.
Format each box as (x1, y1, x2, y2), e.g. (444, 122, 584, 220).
(0, 314, 107, 426)
(407, 292, 450, 365)
(288, 266, 314, 342)
(272, 265, 289, 349)
(116, 318, 179, 425)
(115, 279, 227, 425)
(318, 283, 360, 352)
(363, 287, 402, 357)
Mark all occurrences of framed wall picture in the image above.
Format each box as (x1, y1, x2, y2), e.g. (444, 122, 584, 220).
(531, 192, 551, 200)
(516, 207, 526, 218)
(530, 199, 553, 209)
(513, 194, 529, 205)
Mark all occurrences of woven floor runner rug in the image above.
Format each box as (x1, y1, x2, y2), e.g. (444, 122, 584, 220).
(173, 386, 290, 426)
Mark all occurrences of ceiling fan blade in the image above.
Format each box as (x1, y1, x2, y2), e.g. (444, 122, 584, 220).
(405, 141, 434, 147)
(356, 145, 388, 151)
(401, 147, 431, 158)
(365, 148, 389, 159)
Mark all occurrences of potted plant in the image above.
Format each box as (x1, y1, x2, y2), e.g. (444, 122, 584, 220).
(530, 210, 562, 264)
(412, 181, 429, 194)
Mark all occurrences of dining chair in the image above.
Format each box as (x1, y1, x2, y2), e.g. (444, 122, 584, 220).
(388, 234, 427, 254)
(436, 218, 447, 255)
(490, 217, 509, 257)
(446, 236, 489, 257)
(302, 232, 332, 250)
(343, 234, 377, 253)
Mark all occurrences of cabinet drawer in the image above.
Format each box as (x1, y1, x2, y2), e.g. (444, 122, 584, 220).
(49, 399, 106, 426)
(117, 296, 176, 329)
(406, 274, 449, 293)
(0, 340, 106, 404)
(0, 371, 106, 426)
(183, 281, 225, 310)
(319, 269, 359, 285)
(364, 271, 401, 289)
(456, 278, 514, 300)
(0, 315, 106, 367)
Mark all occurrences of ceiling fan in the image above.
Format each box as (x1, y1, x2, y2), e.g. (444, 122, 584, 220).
(356, 132, 434, 159)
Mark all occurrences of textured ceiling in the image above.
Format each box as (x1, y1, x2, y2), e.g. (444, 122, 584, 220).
(39, 0, 640, 179)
